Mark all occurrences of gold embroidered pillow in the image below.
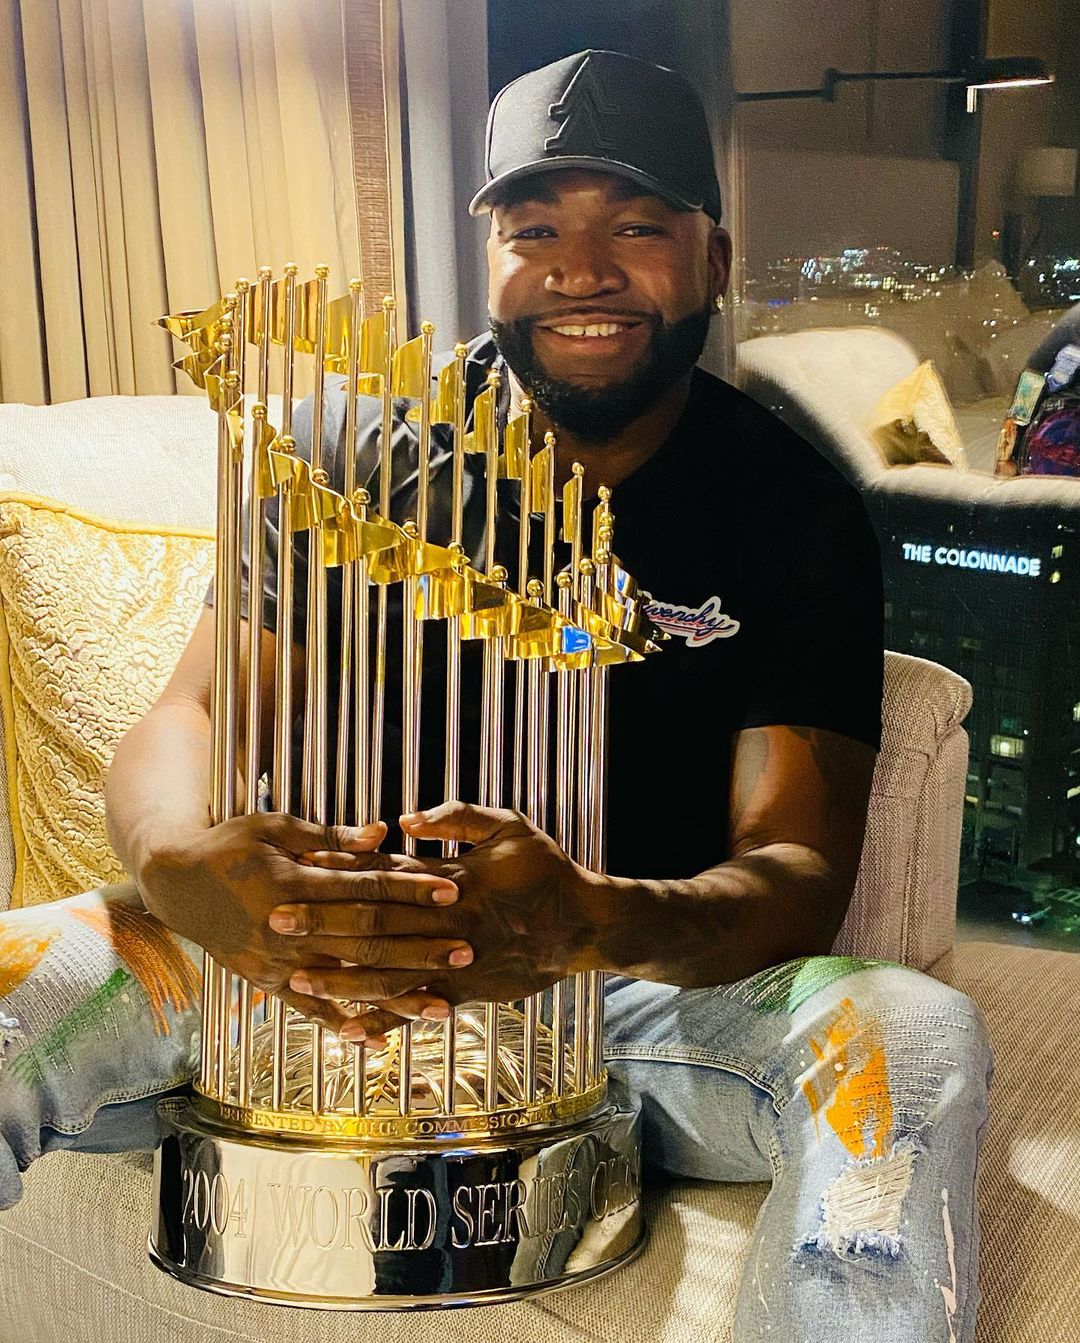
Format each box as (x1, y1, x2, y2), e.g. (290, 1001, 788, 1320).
(0, 495, 213, 906)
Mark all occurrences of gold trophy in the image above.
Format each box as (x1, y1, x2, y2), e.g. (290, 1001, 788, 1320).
(149, 266, 662, 1307)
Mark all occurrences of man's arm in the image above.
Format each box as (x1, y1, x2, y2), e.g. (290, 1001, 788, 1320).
(581, 722, 876, 986)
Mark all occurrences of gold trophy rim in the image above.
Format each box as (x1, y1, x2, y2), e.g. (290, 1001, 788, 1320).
(187, 1079, 608, 1145)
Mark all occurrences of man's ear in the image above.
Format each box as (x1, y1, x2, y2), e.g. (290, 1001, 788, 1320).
(707, 225, 733, 301)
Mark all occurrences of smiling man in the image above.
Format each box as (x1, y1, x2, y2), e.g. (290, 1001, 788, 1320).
(64, 47, 992, 1342)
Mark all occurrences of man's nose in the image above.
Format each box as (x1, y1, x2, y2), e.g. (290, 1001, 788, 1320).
(544, 240, 626, 298)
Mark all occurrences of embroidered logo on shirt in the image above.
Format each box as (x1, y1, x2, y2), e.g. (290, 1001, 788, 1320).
(646, 596, 740, 648)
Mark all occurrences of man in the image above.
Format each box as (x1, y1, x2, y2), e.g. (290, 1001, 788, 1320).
(22, 50, 991, 1341)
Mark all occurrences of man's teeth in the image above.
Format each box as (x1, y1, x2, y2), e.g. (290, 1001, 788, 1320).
(550, 322, 628, 337)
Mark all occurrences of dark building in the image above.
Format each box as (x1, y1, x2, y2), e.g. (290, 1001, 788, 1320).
(880, 515, 1080, 911)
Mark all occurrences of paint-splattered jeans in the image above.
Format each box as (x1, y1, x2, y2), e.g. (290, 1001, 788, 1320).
(603, 958, 993, 1343)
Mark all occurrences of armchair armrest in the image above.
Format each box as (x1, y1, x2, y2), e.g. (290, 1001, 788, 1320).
(831, 652, 971, 970)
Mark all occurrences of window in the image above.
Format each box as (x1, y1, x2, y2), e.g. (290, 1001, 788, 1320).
(990, 734, 1026, 759)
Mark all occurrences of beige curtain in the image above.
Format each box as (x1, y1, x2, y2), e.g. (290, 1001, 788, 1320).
(0, 0, 367, 405)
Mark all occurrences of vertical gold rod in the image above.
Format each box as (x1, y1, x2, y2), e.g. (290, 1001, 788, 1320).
(270, 268, 298, 1107)
(441, 1002, 457, 1114)
(574, 560, 596, 1094)
(199, 951, 215, 1091)
(302, 269, 331, 832)
(511, 401, 532, 812)
(257, 266, 272, 404)
(442, 346, 469, 1121)
(310, 268, 329, 477)
(214, 336, 244, 1102)
(483, 372, 500, 574)
(572, 973, 587, 1096)
(450, 344, 468, 543)
(551, 979, 566, 1098)
(400, 322, 436, 1115)
(479, 372, 503, 1113)
(552, 572, 576, 1099)
(402, 325, 434, 857)
(523, 579, 545, 1103)
(399, 1022, 413, 1115)
(402, 558, 421, 850)
(484, 1003, 499, 1111)
(280, 265, 298, 439)
(442, 342, 468, 852)
(539, 436, 557, 829)
(415, 323, 435, 541)
(210, 339, 239, 824)
(589, 662, 609, 1085)
(237, 979, 253, 1105)
(336, 279, 363, 825)
(311, 1023, 325, 1114)
(370, 295, 397, 820)
(484, 604, 506, 1113)
(244, 405, 268, 815)
(214, 971, 231, 1100)
(441, 570, 465, 1100)
(271, 999, 287, 1110)
(588, 509, 615, 1085)
(352, 1041, 367, 1116)
(307, 271, 331, 1115)
(446, 353, 469, 1102)
(354, 490, 371, 824)
(235, 279, 256, 1108)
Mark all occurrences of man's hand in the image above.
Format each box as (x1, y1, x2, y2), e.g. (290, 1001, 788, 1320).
(137, 812, 473, 1041)
(272, 802, 599, 1037)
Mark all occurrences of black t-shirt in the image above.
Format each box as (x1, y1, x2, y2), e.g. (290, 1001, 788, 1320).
(213, 335, 883, 881)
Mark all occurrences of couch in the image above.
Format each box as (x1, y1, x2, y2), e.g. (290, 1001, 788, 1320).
(0, 395, 1078, 1342)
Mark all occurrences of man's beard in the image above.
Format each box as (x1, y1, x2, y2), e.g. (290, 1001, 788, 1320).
(489, 307, 711, 443)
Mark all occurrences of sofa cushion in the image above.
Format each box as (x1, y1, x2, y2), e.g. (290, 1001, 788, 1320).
(0, 940, 1075, 1342)
(0, 495, 213, 905)
(869, 359, 969, 468)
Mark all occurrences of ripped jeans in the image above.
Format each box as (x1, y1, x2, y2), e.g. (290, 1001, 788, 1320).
(603, 959, 993, 1343)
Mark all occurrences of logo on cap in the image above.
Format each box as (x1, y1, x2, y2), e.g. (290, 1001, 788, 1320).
(545, 55, 619, 155)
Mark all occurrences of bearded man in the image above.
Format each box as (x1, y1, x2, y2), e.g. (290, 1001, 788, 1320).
(4, 49, 991, 1343)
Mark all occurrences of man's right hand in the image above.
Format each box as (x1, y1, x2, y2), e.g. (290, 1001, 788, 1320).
(135, 812, 471, 1043)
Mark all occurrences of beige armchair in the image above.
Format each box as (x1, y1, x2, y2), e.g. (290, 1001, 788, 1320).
(0, 398, 1076, 1342)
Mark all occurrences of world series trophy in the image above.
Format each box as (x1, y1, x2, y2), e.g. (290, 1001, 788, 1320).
(149, 265, 663, 1307)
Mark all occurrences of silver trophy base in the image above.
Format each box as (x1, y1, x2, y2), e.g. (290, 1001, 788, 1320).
(150, 1093, 644, 1309)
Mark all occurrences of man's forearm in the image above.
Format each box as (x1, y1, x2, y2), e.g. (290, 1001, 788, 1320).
(576, 843, 850, 988)
(104, 700, 213, 890)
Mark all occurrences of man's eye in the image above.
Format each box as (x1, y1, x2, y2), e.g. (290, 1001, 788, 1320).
(618, 225, 662, 237)
(512, 227, 555, 240)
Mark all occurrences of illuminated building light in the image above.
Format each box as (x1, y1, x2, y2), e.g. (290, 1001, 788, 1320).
(990, 734, 1025, 759)
(1068, 785, 1080, 801)
(1051, 570, 1062, 584)
(1052, 545, 1064, 558)
(1073, 702, 1080, 722)
(900, 541, 1042, 577)
(965, 794, 980, 805)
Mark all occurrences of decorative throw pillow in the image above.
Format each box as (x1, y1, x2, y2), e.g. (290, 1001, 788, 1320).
(0, 495, 213, 906)
(869, 361, 969, 469)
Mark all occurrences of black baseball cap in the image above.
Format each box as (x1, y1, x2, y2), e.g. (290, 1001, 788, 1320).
(469, 50, 722, 222)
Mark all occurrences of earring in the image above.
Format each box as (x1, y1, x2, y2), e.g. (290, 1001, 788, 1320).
(713, 294, 725, 312)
